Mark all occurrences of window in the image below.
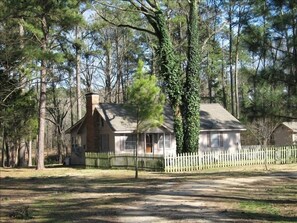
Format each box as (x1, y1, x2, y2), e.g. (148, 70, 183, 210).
(158, 134, 164, 150)
(158, 134, 171, 150)
(293, 133, 297, 145)
(125, 134, 137, 150)
(146, 134, 153, 153)
(165, 134, 171, 149)
(211, 133, 220, 147)
(208, 132, 223, 148)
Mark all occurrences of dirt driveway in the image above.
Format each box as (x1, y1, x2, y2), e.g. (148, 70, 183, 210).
(1, 164, 297, 222)
(116, 168, 297, 223)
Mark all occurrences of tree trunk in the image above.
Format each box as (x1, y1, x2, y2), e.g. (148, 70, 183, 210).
(206, 53, 212, 103)
(135, 118, 139, 179)
(18, 19, 27, 168)
(153, 11, 184, 153)
(221, 58, 227, 108)
(18, 140, 26, 167)
(234, 6, 244, 119)
(37, 59, 46, 170)
(11, 144, 16, 167)
(174, 108, 183, 154)
(1, 129, 5, 167)
(104, 39, 112, 103)
(69, 73, 74, 126)
(27, 137, 32, 167)
(116, 29, 123, 103)
(229, 2, 235, 115)
(182, 0, 200, 153)
(75, 26, 82, 120)
(135, 132, 139, 179)
(234, 45, 240, 119)
(36, 15, 48, 170)
(57, 129, 63, 164)
(5, 141, 10, 167)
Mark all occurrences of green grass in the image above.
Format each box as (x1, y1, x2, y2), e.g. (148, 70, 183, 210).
(239, 200, 279, 215)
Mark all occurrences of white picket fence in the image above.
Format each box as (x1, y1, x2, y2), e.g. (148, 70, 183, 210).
(164, 145, 297, 172)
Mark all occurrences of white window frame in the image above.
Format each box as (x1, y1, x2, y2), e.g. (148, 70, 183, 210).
(208, 132, 223, 148)
(125, 134, 137, 150)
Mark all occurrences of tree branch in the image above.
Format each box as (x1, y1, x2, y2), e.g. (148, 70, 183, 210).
(202, 20, 227, 52)
(92, 5, 156, 36)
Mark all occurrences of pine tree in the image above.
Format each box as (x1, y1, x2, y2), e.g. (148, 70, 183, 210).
(7, 0, 83, 169)
(126, 60, 165, 178)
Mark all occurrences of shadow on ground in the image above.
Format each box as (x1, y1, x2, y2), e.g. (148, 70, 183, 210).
(0, 166, 296, 222)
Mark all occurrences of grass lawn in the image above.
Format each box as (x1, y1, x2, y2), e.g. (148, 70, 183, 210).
(0, 164, 296, 222)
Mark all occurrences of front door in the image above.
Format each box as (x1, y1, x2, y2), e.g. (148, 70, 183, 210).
(146, 134, 153, 153)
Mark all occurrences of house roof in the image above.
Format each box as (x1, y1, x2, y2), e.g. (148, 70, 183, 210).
(281, 122, 297, 132)
(96, 104, 174, 133)
(200, 103, 245, 131)
(95, 103, 245, 133)
(65, 117, 85, 134)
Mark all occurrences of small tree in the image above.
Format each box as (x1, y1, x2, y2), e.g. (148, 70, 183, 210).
(126, 60, 165, 179)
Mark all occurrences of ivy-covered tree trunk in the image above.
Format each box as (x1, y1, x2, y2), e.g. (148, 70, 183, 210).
(182, 0, 201, 153)
(152, 11, 184, 153)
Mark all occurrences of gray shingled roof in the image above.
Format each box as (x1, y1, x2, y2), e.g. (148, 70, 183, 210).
(200, 103, 245, 131)
(96, 103, 245, 133)
(65, 116, 85, 134)
(96, 104, 174, 133)
(282, 122, 297, 132)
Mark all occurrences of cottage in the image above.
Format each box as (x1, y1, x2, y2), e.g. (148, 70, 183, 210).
(273, 122, 297, 146)
(66, 93, 245, 165)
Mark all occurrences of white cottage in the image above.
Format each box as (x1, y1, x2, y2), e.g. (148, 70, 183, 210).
(66, 93, 245, 165)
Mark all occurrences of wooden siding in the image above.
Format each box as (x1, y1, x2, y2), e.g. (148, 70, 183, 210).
(273, 125, 293, 146)
(199, 132, 241, 152)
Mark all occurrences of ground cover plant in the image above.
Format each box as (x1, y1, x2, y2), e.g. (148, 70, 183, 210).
(0, 164, 296, 222)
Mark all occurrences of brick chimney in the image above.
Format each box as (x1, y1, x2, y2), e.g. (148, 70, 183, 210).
(86, 93, 99, 152)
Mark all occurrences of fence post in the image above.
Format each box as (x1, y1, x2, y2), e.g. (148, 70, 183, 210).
(264, 147, 268, 170)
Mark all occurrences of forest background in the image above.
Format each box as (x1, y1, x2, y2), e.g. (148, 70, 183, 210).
(0, 0, 296, 168)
